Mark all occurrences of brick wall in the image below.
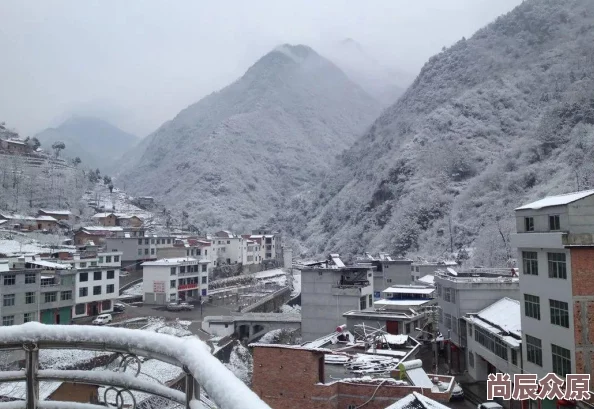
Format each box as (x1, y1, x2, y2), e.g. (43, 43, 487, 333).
(569, 247, 594, 390)
(252, 346, 452, 409)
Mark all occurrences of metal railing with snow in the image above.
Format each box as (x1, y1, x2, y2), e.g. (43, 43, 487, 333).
(0, 323, 271, 409)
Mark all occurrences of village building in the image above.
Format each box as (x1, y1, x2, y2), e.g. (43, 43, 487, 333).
(55, 249, 123, 318)
(37, 209, 73, 221)
(141, 257, 210, 304)
(91, 212, 143, 227)
(74, 226, 124, 246)
(0, 257, 76, 326)
(343, 285, 436, 336)
(301, 254, 374, 342)
(462, 297, 522, 382)
(0, 138, 29, 154)
(511, 189, 594, 398)
(434, 267, 520, 373)
(251, 326, 457, 409)
(34, 215, 59, 231)
(357, 253, 414, 298)
(410, 260, 457, 282)
(0, 213, 37, 231)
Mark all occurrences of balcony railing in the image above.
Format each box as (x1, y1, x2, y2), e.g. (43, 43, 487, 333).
(0, 323, 271, 409)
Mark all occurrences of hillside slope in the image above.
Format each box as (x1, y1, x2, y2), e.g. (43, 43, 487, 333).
(35, 116, 138, 171)
(117, 44, 381, 230)
(281, 0, 594, 264)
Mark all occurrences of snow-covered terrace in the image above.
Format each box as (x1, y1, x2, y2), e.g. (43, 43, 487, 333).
(0, 323, 271, 409)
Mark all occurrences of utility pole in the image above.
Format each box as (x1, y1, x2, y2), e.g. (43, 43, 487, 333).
(433, 307, 439, 374)
(447, 329, 452, 375)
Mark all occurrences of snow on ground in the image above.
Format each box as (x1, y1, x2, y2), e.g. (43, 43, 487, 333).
(142, 317, 193, 337)
(122, 282, 143, 297)
(291, 271, 301, 296)
(0, 377, 62, 400)
(0, 238, 71, 257)
(280, 304, 301, 314)
(40, 348, 113, 370)
(258, 329, 284, 344)
(224, 343, 253, 385)
(252, 268, 286, 279)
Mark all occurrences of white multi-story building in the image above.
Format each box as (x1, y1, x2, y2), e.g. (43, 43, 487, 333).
(210, 231, 243, 265)
(301, 254, 374, 342)
(105, 233, 176, 270)
(462, 297, 522, 381)
(141, 257, 210, 305)
(67, 250, 122, 318)
(510, 189, 594, 398)
(434, 267, 520, 373)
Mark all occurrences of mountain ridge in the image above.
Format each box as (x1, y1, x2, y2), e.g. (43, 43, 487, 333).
(117, 44, 381, 231)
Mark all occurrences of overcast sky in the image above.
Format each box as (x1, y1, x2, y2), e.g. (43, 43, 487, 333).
(0, 0, 522, 138)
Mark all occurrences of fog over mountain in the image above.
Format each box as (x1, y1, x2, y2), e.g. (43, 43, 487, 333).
(321, 38, 415, 106)
(274, 0, 594, 265)
(35, 116, 138, 171)
(117, 44, 381, 231)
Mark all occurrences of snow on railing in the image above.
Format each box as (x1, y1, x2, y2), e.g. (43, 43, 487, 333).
(0, 323, 271, 409)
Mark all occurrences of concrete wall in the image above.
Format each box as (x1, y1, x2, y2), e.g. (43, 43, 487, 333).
(516, 247, 575, 378)
(515, 205, 568, 233)
(465, 324, 522, 381)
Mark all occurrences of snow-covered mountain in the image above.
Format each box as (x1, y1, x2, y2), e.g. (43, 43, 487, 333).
(278, 0, 594, 265)
(117, 44, 381, 230)
(321, 38, 414, 106)
(35, 116, 138, 171)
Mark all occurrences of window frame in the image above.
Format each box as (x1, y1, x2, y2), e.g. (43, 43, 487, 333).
(551, 344, 571, 377)
(44, 292, 57, 303)
(524, 293, 541, 320)
(93, 285, 102, 295)
(3, 294, 15, 307)
(522, 251, 538, 275)
(526, 334, 543, 366)
(548, 253, 567, 279)
(25, 273, 36, 284)
(549, 299, 569, 328)
(549, 215, 561, 231)
(524, 217, 535, 232)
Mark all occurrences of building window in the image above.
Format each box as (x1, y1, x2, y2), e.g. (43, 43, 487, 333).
(369, 294, 373, 308)
(25, 292, 35, 304)
(23, 312, 34, 323)
(170, 267, 176, 275)
(468, 324, 473, 337)
(3, 275, 15, 285)
(79, 287, 88, 297)
(3, 294, 15, 307)
(474, 326, 508, 361)
(44, 292, 57, 303)
(25, 273, 36, 284)
(436, 283, 442, 297)
(106, 256, 112, 263)
(201, 276, 207, 284)
(94, 271, 102, 280)
(75, 304, 85, 315)
(80, 262, 87, 268)
(524, 217, 534, 232)
(359, 296, 367, 310)
(552, 344, 571, 377)
(526, 334, 542, 366)
(98, 256, 104, 263)
(170, 280, 176, 288)
(93, 286, 102, 295)
(3, 316, 14, 326)
(80, 272, 88, 282)
(144, 249, 149, 255)
(468, 351, 474, 368)
(151, 239, 155, 244)
(550, 299, 569, 328)
(60, 291, 72, 301)
(138, 249, 142, 256)
(102, 300, 111, 310)
(180, 266, 186, 274)
(522, 252, 538, 275)
(405, 323, 411, 334)
(151, 248, 155, 255)
(549, 215, 561, 231)
(138, 239, 142, 245)
(167, 239, 171, 244)
(107, 270, 115, 279)
(114, 255, 120, 262)
(511, 349, 518, 366)
(106, 284, 115, 294)
(90, 262, 97, 267)
(451, 289, 456, 303)
(444, 287, 451, 302)
(145, 239, 149, 245)
(548, 253, 567, 279)
(524, 294, 541, 320)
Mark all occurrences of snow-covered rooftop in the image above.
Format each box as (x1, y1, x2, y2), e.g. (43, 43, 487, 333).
(39, 209, 72, 215)
(80, 226, 124, 232)
(416, 275, 435, 285)
(384, 392, 450, 409)
(142, 257, 198, 266)
(516, 189, 594, 210)
(35, 215, 58, 222)
(374, 299, 432, 307)
(382, 286, 434, 295)
(27, 260, 71, 269)
(465, 297, 521, 347)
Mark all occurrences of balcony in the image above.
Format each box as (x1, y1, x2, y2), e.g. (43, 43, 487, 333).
(331, 285, 365, 296)
(0, 323, 271, 409)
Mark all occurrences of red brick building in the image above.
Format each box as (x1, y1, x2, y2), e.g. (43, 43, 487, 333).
(251, 344, 454, 409)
